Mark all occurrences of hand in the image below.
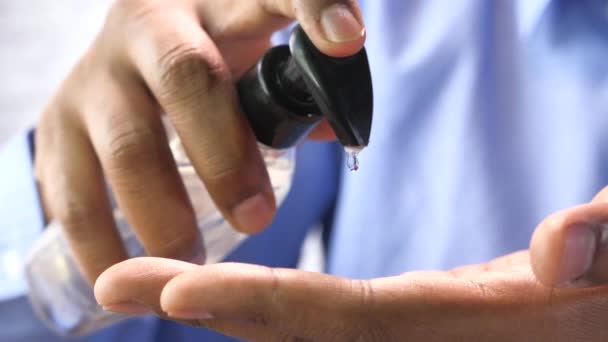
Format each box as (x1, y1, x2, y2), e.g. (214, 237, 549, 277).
(94, 185, 608, 341)
(93, 254, 607, 341)
(35, 0, 365, 283)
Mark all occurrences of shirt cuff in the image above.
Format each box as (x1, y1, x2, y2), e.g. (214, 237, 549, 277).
(0, 130, 45, 301)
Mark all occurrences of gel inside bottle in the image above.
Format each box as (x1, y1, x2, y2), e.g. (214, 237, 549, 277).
(24, 25, 373, 337)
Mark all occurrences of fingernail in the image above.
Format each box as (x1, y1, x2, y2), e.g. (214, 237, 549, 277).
(321, 4, 365, 43)
(167, 310, 214, 320)
(233, 192, 274, 232)
(102, 302, 154, 316)
(557, 224, 597, 285)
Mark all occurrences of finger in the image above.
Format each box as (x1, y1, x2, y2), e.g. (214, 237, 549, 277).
(36, 109, 126, 283)
(95, 257, 195, 314)
(530, 202, 608, 287)
(200, 0, 366, 58)
(159, 263, 370, 340)
(95, 258, 293, 341)
(129, 11, 275, 233)
(274, 0, 366, 57)
(85, 74, 203, 262)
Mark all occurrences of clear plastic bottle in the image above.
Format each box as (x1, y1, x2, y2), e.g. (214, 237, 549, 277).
(24, 122, 295, 337)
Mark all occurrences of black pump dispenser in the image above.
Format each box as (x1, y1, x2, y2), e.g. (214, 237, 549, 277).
(237, 25, 373, 149)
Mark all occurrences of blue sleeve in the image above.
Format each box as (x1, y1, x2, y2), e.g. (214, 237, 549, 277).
(0, 130, 45, 301)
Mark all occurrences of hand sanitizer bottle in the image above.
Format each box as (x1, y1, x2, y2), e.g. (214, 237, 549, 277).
(24, 25, 374, 337)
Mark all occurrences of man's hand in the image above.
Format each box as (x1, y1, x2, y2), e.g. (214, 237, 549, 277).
(94, 252, 608, 341)
(94, 186, 608, 341)
(35, 0, 365, 283)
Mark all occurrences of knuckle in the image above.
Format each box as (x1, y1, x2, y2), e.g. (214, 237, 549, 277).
(267, 267, 282, 308)
(348, 280, 395, 342)
(200, 152, 244, 185)
(156, 42, 229, 107)
(194, 140, 252, 187)
(104, 117, 165, 175)
(351, 279, 376, 319)
(157, 44, 210, 99)
(245, 267, 282, 328)
(57, 198, 101, 241)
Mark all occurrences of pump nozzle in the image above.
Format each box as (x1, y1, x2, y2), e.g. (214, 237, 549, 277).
(237, 25, 373, 149)
(288, 26, 373, 148)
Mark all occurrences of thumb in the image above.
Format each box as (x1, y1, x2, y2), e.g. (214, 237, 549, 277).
(260, 0, 366, 57)
(530, 190, 608, 288)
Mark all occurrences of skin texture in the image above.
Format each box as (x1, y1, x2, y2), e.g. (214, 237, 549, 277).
(94, 192, 608, 340)
(94, 252, 608, 341)
(35, 0, 363, 283)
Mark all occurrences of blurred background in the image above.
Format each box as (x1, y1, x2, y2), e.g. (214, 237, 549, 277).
(0, 0, 112, 145)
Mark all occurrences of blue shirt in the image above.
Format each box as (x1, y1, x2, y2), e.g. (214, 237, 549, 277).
(330, 0, 608, 277)
(2, 0, 608, 340)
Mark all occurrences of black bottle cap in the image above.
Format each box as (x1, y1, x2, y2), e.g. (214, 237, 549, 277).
(289, 26, 373, 148)
(237, 46, 323, 149)
(237, 25, 373, 149)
